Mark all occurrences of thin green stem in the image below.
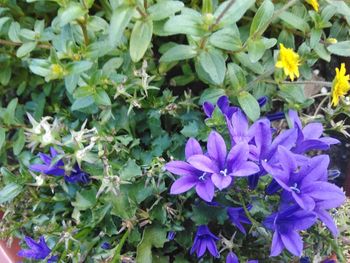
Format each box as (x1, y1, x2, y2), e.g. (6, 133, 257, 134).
(281, 80, 333, 87)
(111, 230, 130, 263)
(0, 39, 51, 49)
(238, 192, 259, 227)
(209, 0, 236, 30)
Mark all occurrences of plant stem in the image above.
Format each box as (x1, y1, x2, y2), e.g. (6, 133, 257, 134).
(0, 39, 51, 49)
(209, 0, 235, 30)
(281, 80, 333, 87)
(136, 6, 147, 18)
(314, 95, 329, 117)
(111, 230, 130, 263)
(238, 192, 259, 227)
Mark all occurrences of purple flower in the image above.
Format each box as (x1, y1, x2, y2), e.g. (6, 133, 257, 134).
(262, 147, 345, 211)
(29, 147, 65, 176)
(64, 164, 90, 184)
(257, 96, 268, 107)
(266, 112, 285, 122)
(263, 205, 316, 257)
(226, 109, 254, 145)
(227, 206, 251, 235)
(203, 96, 238, 119)
(18, 236, 57, 262)
(166, 138, 215, 202)
(226, 251, 239, 263)
(288, 110, 339, 154)
(101, 242, 111, 249)
(167, 231, 176, 240)
(187, 131, 259, 190)
(190, 225, 219, 258)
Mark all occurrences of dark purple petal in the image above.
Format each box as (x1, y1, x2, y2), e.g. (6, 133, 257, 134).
(257, 96, 268, 107)
(38, 153, 52, 165)
(207, 238, 220, 258)
(170, 175, 198, 194)
(50, 147, 59, 158)
(280, 231, 303, 257)
(226, 251, 239, 263)
(217, 96, 230, 113)
(167, 231, 176, 241)
(293, 139, 330, 154)
(250, 119, 271, 158)
(188, 155, 219, 173)
(29, 164, 50, 173)
(261, 161, 290, 191)
(207, 131, 227, 169)
(292, 192, 315, 211)
(185, 138, 203, 159)
(266, 112, 285, 122)
(277, 146, 297, 173)
(203, 102, 215, 118)
(165, 161, 199, 177)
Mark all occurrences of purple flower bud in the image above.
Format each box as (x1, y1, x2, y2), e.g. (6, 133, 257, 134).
(167, 231, 176, 240)
(190, 225, 219, 258)
(101, 242, 112, 249)
(257, 96, 268, 107)
(266, 112, 285, 122)
(226, 251, 239, 263)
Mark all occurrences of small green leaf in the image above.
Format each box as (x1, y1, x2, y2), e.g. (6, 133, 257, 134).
(13, 129, 25, 156)
(209, 26, 242, 51)
(148, 1, 184, 21)
(214, 0, 255, 25)
(198, 49, 226, 85)
(120, 159, 142, 181)
(327, 41, 350, 57)
(199, 88, 226, 104)
(279, 11, 309, 33)
(247, 39, 266, 63)
(181, 121, 198, 137)
(60, 3, 87, 26)
(71, 96, 95, 111)
(8, 22, 21, 43)
(72, 188, 97, 210)
(130, 19, 153, 62)
(250, 0, 274, 37)
(16, 42, 36, 58)
(226, 63, 246, 91)
(0, 183, 23, 204)
(160, 45, 197, 62)
(0, 128, 6, 151)
(164, 10, 204, 36)
(94, 89, 111, 106)
(109, 5, 134, 46)
(237, 91, 260, 121)
(67, 61, 93, 74)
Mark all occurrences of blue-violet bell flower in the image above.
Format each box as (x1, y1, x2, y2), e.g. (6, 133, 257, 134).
(227, 206, 252, 235)
(167, 231, 176, 240)
(190, 225, 219, 258)
(288, 110, 339, 154)
(226, 251, 239, 263)
(29, 147, 64, 176)
(187, 131, 259, 190)
(262, 146, 345, 212)
(64, 164, 90, 184)
(101, 242, 112, 250)
(263, 205, 316, 257)
(18, 236, 57, 262)
(166, 138, 215, 202)
(203, 96, 238, 120)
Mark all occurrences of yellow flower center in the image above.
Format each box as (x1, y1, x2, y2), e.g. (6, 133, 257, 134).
(50, 64, 64, 76)
(275, 44, 301, 81)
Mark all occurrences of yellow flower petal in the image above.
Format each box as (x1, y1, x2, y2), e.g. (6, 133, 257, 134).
(331, 63, 350, 106)
(306, 0, 319, 12)
(275, 43, 301, 81)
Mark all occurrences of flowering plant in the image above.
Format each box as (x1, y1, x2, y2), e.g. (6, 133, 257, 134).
(0, 0, 350, 262)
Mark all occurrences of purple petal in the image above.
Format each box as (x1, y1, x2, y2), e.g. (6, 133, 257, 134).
(165, 161, 199, 177)
(280, 231, 303, 257)
(38, 153, 52, 165)
(300, 155, 329, 184)
(257, 96, 268, 107)
(270, 232, 284, 256)
(318, 137, 340, 145)
(207, 131, 227, 169)
(188, 155, 219, 173)
(45, 167, 65, 176)
(292, 192, 315, 211)
(269, 128, 297, 157)
(277, 146, 297, 173)
(261, 161, 290, 191)
(227, 142, 249, 172)
(302, 123, 323, 139)
(203, 102, 215, 118)
(185, 138, 203, 159)
(293, 139, 330, 154)
(314, 208, 338, 237)
(170, 176, 198, 194)
(303, 182, 345, 206)
(50, 147, 58, 157)
(196, 179, 215, 202)
(211, 173, 232, 190)
(207, 238, 220, 258)
(233, 161, 260, 177)
(250, 119, 271, 157)
(288, 110, 302, 129)
(226, 251, 239, 263)
(29, 164, 50, 173)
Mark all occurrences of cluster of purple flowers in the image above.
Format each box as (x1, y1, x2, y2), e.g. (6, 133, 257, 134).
(18, 236, 57, 262)
(166, 96, 346, 260)
(29, 147, 90, 184)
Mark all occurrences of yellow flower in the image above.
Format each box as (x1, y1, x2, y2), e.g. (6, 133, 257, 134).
(332, 63, 350, 106)
(275, 44, 301, 81)
(306, 0, 319, 12)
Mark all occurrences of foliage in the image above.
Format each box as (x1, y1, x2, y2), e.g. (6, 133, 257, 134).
(0, 0, 350, 262)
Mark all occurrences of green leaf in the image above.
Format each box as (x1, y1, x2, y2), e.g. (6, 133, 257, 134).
(209, 26, 242, 51)
(110, 191, 137, 219)
(214, 0, 255, 25)
(315, 43, 331, 62)
(120, 159, 142, 180)
(130, 19, 153, 62)
(8, 21, 21, 43)
(136, 226, 167, 263)
(13, 129, 25, 156)
(226, 63, 246, 91)
(67, 61, 93, 74)
(180, 121, 198, 137)
(247, 39, 266, 63)
(3, 98, 18, 125)
(148, 1, 184, 21)
(60, 3, 87, 26)
(198, 49, 226, 85)
(0, 128, 5, 151)
(109, 5, 134, 46)
(71, 96, 95, 111)
(327, 41, 350, 57)
(250, 0, 274, 38)
(71, 188, 97, 210)
(160, 45, 197, 62)
(0, 183, 23, 204)
(199, 88, 226, 104)
(164, 10, 204, 36)
(279, 11, 309, 32)
(237, 91, 260, 121)
(16, 42, 36, 58)
(94, 89, 111, 106)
